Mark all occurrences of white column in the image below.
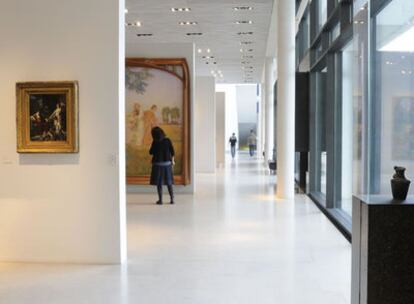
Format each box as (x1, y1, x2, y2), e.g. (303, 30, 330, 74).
(258, 83, 266, 162)
(264, 57, 275, 162)
(257, 84, 263, 157)
(216, 92, 226, 167)
(195, 76, 216, 173)
(276, 0, 296, 199)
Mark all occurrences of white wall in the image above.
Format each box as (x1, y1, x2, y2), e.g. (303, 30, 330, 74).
(125, 42, 195, 193)
(236, 85, 258, 123)
(0, 0, 126, 263)
(216, 92, 226, 167)
(236, 85, 258, 147)
(195, 77, 216, 173)
(216, 84, 239, 151)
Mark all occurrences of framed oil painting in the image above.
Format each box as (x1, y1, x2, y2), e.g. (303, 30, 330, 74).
(392, 96, 414, 160)
(125, 58, 191, 185)
(16, 81, 79, 153)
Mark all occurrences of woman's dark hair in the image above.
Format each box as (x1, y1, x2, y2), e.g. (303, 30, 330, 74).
(151, 126, 165, 141)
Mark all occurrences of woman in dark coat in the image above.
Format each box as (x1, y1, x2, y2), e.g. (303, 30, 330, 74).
(149, 127, 175, 205)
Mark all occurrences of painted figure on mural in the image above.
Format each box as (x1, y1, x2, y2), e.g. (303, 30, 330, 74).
(126, 102, 144, 146)
(143, 105, 159, 145)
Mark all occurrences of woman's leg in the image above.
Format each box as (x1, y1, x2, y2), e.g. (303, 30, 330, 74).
(156, 185, 163, 204)
(167, 185, 174, 204)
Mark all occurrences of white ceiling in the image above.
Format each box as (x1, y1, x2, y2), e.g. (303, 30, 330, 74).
(125, 0, 275, 84)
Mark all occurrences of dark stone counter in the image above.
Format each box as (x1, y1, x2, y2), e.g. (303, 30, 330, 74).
(351, 195, 414, 304)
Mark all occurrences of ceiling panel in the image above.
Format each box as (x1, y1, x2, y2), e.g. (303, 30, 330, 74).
(125, 0, 274, 83)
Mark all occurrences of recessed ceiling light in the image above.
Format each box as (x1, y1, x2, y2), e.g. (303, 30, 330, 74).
(136, 33, 153, 37)
(172, 7, 191, 12)
(186, 32, 203, 36)
(125, 21, 142, 27)
(233, 6, 253, 11)
(240, 41, 253, 45)
(179, 21, 198, 25)
(240, 49, 254, 52)
(237, 32, 254, 35)
(125, 8, 129, 14)
(202, 56, 215, 59)
(235, 21, 253, 25)
(242, 55, 253, 59)
(207, 49, 211, 53)
(198, 49, 202, 53)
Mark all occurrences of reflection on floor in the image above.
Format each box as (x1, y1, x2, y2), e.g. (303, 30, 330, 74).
(0, 154, 351, 304)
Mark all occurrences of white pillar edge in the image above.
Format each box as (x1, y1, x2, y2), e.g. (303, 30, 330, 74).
(276, 0, 296, 199)
(119, 0, 127, 264)
(264, 57, 275, 162)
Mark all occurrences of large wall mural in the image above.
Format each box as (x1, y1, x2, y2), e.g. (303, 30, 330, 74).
(125, 58, 190, 185)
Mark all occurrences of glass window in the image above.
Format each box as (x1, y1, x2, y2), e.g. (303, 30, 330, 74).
(316, 41, 324, 59)
(353, 2, 369, 195)
(341, 40, 354, 216)
(297, 9, 311, 64)
(317, 67, 328, 197)
(331, 22, 341, 42)
(373, 0, 414, 195)
(303, 9, 310, 52)
(318, 0, 328, 30)
(296, 0, 301, 13)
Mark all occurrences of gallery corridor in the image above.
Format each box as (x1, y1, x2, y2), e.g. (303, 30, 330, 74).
(0, 155, 351, 304)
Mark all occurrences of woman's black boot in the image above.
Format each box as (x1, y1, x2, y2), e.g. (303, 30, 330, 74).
(168, 185, 175, 204)
(156, 185, 163, 204)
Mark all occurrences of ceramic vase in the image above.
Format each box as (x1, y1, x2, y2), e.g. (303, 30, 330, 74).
(391, 166, 411, 200)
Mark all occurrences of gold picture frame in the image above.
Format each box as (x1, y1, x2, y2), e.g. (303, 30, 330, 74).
(16, 81, 79, 153)
(125, 58, 191, 185)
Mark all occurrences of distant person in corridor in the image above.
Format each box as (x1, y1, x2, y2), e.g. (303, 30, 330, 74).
(149, 127, 175, 205)
(229, 133, 237, 159)
(247, 129, 257, 157)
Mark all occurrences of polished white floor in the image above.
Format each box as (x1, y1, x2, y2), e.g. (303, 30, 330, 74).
(0, 154, 351, 304)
